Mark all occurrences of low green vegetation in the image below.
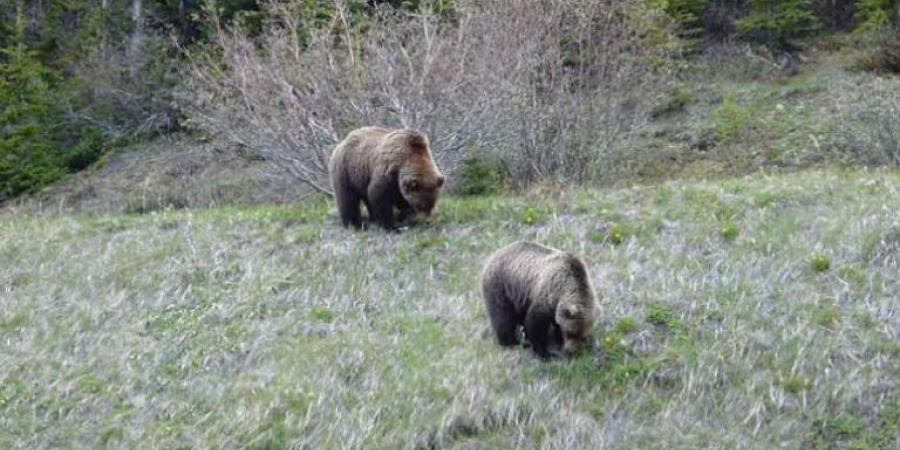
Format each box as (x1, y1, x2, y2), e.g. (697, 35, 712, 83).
(453, 155, 505, 197)
(810, 252, 832, 272)
(720, 221, 740, 240)
(1, 169, 898, 448)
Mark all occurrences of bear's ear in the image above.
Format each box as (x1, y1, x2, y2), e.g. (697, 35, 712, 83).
(408, 134, 428, 153)
(436, 176, 445, 188)
(404, 179, 420, 191)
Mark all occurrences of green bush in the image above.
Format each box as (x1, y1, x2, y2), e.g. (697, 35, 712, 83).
(453, 155, 504, 196)
(714, 94, 755, 141)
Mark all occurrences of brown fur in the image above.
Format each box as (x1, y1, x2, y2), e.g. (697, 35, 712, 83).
(329, 127, 445, 230)
(481, 241, 595, 358)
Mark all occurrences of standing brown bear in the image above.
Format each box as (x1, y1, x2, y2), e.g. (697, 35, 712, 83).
(482, 241, 596, 359)
(329, 127, 445, 230)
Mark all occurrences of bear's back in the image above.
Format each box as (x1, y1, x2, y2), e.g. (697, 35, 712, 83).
(483, 242, 564, 304)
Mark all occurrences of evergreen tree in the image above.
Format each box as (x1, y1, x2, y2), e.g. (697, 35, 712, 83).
(736, 0, 820, 48)
(856, 0, 899, 30)
(666, 0, 708, 37)
(0, 6, 64, 199)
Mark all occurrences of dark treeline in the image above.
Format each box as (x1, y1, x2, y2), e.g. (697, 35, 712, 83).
(665, 0, 899, 48)
(1, 0, 898, 201)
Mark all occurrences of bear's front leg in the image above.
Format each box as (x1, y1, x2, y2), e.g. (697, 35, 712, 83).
(524, 306, 555, 359)
(396, 199, 416, 227)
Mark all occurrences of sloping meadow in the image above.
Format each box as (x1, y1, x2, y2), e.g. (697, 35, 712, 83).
(1, 169, 899, 449)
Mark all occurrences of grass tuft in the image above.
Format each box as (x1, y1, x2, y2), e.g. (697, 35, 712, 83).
(810, 252, 832, 273)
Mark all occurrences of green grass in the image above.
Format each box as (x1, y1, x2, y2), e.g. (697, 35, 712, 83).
(1, 169, 899, 449)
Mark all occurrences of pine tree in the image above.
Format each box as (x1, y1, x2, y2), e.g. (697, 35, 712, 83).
(667, 0, 708, 36)
(736, 0, 820, 49)
(0, 5, 64, 199)
(856, 0, 899, 30)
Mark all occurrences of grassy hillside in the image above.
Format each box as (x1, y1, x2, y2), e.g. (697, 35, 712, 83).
(2, 169, 899, 449)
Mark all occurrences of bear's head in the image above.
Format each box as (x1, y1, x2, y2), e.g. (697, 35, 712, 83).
(397, 132, 445, 216)
(553, 255, 595, 355)
(555, 303, 593, 355)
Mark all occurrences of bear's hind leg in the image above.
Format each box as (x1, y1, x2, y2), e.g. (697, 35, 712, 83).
(337, 188, 363, 229)
(483, 281, 520, 347)
(492, 309, 520, 347)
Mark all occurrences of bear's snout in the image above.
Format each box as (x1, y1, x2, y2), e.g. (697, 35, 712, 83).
(409, 193, 439, 216)
(562, 338, 582, 355)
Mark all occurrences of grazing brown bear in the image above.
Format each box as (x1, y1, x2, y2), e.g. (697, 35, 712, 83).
(482, 241, 596, 359)
(329, 126, 445, 230)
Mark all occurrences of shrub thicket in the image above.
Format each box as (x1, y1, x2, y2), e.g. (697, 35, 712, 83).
(833, 73, 900, 166)
(182, 0, 668, 192)
(858, 29, 900, 73)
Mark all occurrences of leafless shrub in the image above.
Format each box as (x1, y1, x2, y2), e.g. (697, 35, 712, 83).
(833, 74, 900, 166)
(180, 0, 667, 194)
(857, 28, 900, 74)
